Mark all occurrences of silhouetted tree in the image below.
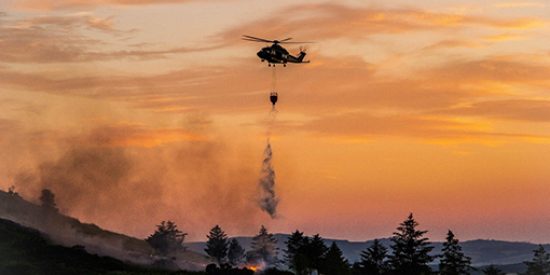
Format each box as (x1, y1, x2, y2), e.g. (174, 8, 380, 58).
(205, 225, 229, 265)
(359, 239, 388, 275)
(351, 262, 363, 275)
(439, 230, 471, 275)
(248, 225, 278, 266)
(146, 220, 187, 256)
(263, 268, 294, 275)
(482, 265, 505, 275)
(305, 234, 329, 272)
(285, 230, 310, 275)
(228, 239, 245, 267)
(8, 185, 18, 196)
(523, 245, 550, 275)
(39, 189, 58, 212)
(285, 230, 303, 266)
(388, 213, 434, 275)
(205, 263, 254, 275)
(320, 242, 350, 275)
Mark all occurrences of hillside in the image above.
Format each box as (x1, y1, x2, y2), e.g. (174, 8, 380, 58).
(0, 218, 199, 275)
(1, 189, 544, 274)
(0, 190, 211, 271)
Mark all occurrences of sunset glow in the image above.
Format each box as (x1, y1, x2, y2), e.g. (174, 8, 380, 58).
(1, 0, 549, 243)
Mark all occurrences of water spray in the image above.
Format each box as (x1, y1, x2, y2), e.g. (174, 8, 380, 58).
(258, 140, 278, 218)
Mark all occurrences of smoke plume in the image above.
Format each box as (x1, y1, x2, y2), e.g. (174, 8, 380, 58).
(3, 118, 263, 240)
(258, 141, 278, 218)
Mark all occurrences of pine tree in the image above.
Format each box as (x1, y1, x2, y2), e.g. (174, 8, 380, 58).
(321, 242, 350, 275)
(249, 225, 278, 266)
(227, 239, 245, 266)
(205, 225, 229, 265)
(305, 234, 329, 272)
(439, 230, 472, 275)
(482, 265, 505, 275)
(388, 213, 434, 275)
(360, 239, 388, 275)
(351, 262, 363, 275)
(40, 188, 58, 212)
(285, 230, 309, 275)
(523, 245, 550, 275)
(146, 220, 187, 256)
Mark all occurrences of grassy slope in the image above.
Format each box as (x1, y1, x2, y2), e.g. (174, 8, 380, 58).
(0, 218, 206, 275)
(0, 191, 211, 270)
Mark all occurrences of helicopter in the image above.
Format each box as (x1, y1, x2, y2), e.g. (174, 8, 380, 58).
(242, 35, 312, 67)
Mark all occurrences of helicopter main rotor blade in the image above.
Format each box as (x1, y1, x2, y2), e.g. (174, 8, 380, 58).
(241, 37, 267, 41)
(242, 35, 274, 43)
(242, 35, 314, 44)
(279, 41, 315, 44)
(242, 37, 270, 42)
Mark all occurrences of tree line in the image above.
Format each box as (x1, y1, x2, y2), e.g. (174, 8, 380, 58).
(145, 213, 550, 275)
(24, 188, 550, 275)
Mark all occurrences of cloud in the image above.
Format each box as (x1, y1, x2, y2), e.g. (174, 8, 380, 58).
(0, 55, 412, 113)
(84, 123, 208, 147)
(14, 0, 198, 10)
(0, 118, 20, 134)
(0, 13, 223, 63)
(284, 111, 550, 142)
(0, 52, 478, 114)
(2, 3, 544, 64)
(24, 14, 117, 32)
(438, 99, 550, 122)
(428, 56, 550, 84)
(220, 3, 544, 42)
(495, 1, 546, 9)
(483, 33, 525, 42)
(422, 39, 484, 51)
(3, 37, 550, 143)
(0, 14, 116, 63)
(3, 54, 549, 117)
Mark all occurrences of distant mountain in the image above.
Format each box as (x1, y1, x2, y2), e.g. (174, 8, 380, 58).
(188, 234, 546, 269)
(0, 190, 211, 271)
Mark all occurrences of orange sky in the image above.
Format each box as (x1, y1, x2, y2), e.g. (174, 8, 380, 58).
(1, 0, 550, 243)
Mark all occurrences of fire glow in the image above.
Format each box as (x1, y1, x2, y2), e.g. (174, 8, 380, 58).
(245, 261, 265, 273)
(246, 265, 259, 272)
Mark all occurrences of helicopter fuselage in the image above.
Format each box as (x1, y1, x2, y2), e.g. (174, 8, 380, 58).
(257, 43, 307, 66)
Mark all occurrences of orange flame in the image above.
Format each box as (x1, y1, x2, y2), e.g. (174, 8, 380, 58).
(246, 265, 259, 272)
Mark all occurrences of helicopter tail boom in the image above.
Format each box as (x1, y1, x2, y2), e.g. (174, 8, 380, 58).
(285, 51, 308, 63)
(297, 51, 306, 62)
